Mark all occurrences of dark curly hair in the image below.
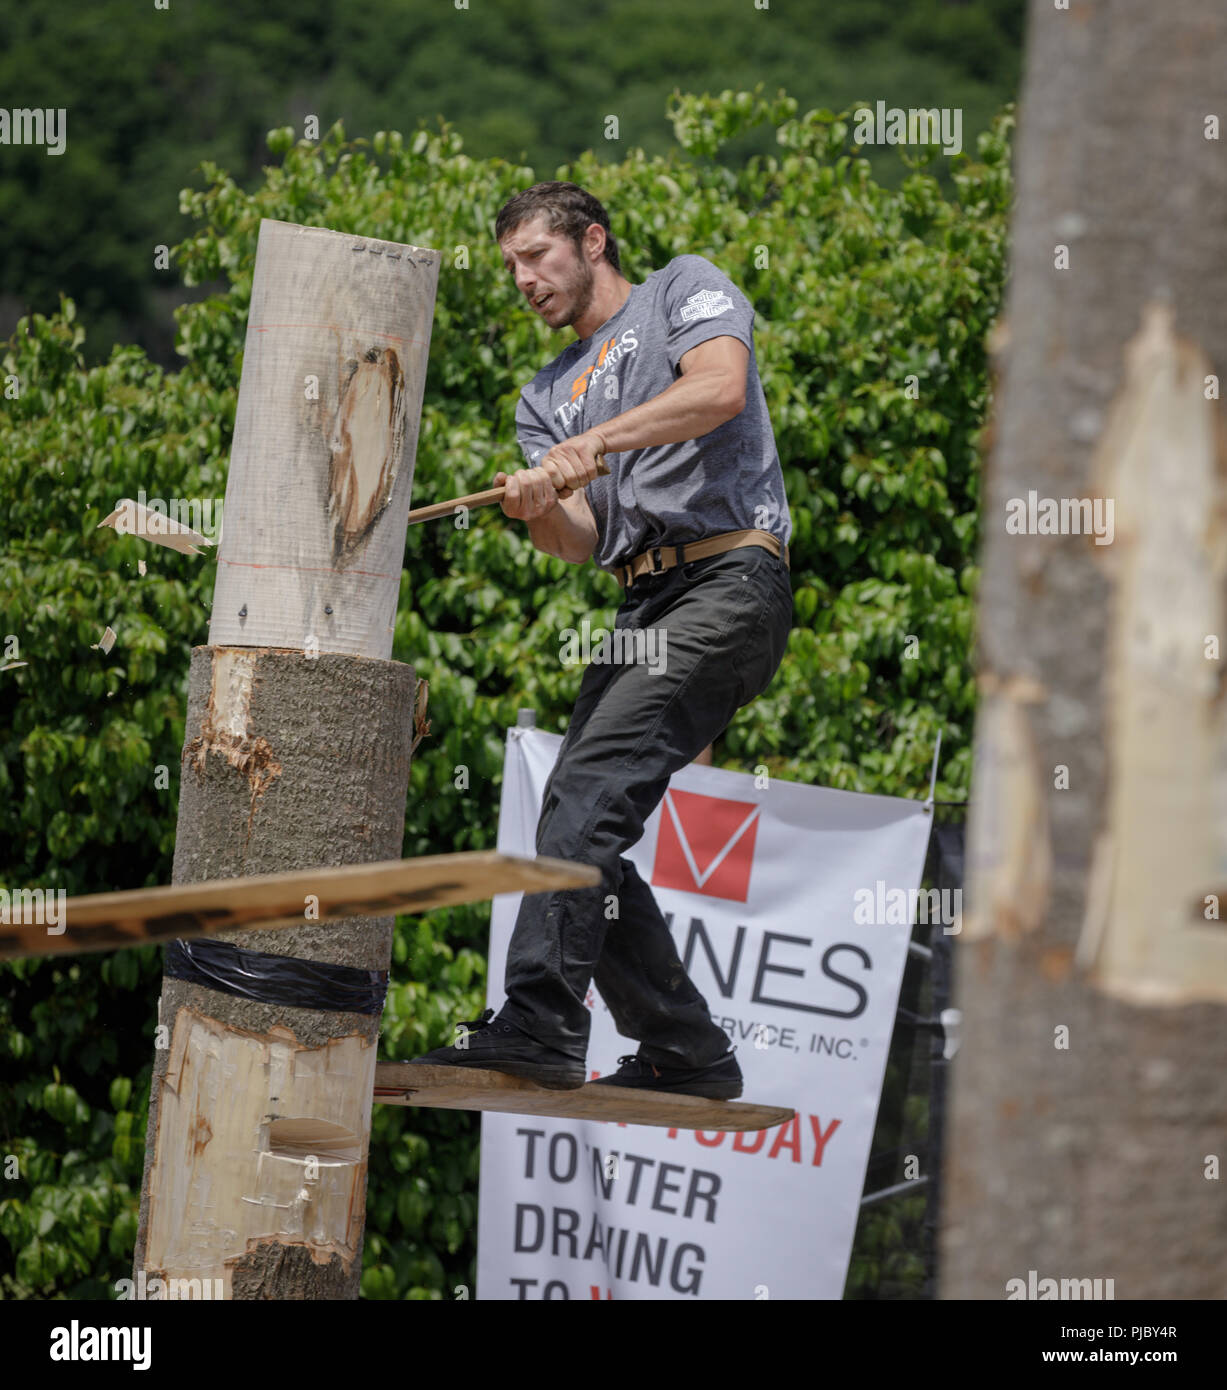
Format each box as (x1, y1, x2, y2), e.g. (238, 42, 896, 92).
(494, 181, 620, 272)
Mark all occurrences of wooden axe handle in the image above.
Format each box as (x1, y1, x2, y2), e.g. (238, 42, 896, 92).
(406, 454, 609, 526)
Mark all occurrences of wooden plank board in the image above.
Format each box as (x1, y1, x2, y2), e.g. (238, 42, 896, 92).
(374, 1062, 794, 1133)
(0, 852, 598, 961)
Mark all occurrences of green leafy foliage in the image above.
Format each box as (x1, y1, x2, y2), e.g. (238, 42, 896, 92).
(0, 0, 1024, 364)
(0, 89, 1011, 1299)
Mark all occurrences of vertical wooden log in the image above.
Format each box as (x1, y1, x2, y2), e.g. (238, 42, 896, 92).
(134, 221, 439, 1299)
(943, 0, 1227, 1299)
(209, 219, 437, 661)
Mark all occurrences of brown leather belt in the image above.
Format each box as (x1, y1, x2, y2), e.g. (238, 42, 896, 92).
(610, 529, 790, 589)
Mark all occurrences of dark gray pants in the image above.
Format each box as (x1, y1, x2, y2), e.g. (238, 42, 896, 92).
(499, 543, 793, 1068)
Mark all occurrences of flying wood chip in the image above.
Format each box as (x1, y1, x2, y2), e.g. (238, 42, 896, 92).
(98, 498, 211, 555)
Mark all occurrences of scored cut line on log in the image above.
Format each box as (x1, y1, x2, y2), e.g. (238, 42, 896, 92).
(374, 1062, 795, 1133)
(0, 851, 599, 960)
(253, 324, 429, 347)
(216, 559, 400, 577)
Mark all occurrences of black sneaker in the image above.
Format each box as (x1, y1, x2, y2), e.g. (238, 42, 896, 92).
(591, 1049, 742, 1100)
(411, 1009, 585, 1091)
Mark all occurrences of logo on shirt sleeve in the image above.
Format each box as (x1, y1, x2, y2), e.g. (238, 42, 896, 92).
(679, 288, 734, 322)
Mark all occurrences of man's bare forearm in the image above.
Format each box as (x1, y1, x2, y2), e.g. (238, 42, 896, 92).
(520, 373, 734, 562)
(593, 366, 745, 453)
(511, 344, 745, 564)
(526, 497, 598, 564)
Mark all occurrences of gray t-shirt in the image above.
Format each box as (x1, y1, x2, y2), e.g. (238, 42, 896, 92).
(514, 254, 791, 572)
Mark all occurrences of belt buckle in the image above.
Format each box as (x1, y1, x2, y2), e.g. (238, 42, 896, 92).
(647, 546, 665, 576)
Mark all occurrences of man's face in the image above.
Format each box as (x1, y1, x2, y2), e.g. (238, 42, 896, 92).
(499, 213, 595, 331)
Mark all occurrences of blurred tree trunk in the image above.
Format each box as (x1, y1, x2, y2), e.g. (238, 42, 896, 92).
(943, 0, 1227, 1298)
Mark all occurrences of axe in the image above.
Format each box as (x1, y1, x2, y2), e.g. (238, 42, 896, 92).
(406, 453, 609, 526)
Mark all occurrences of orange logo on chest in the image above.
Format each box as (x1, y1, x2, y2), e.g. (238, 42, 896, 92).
(570, 337, 619, 401)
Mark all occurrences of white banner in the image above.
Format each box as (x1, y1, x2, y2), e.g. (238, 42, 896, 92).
(476, 728, 934, 1300)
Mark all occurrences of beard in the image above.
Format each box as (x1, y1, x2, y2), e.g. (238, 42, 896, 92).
(555, 253, 595, 330)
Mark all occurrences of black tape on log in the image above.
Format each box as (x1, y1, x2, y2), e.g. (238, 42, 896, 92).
(164, 938, 388, 1015)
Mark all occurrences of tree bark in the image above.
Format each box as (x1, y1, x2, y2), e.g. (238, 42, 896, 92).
(943, 0, 1227, 1299)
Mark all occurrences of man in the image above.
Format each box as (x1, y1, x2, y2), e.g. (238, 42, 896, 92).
(416, 182, 792, 1099)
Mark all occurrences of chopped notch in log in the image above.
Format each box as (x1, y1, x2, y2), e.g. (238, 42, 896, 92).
(328, 346, 406, 561)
